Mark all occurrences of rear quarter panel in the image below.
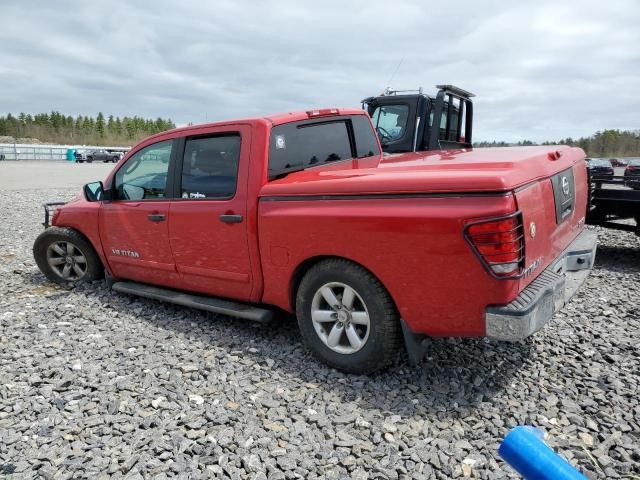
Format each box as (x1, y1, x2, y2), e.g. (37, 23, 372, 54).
(258, 194, 520, 336)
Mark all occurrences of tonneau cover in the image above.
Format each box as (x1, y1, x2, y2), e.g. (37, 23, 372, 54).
(260, 146, 586, 197)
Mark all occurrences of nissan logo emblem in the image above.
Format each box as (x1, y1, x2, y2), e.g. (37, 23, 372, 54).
(561, 176, 570, 196)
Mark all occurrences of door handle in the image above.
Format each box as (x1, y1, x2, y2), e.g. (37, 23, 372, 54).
(219, 214, 243, 223)
(147, 213, 166, 222)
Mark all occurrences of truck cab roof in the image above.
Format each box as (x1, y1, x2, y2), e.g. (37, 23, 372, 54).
(149, 108, 368, 139)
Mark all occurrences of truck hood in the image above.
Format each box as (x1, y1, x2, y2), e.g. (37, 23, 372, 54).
(260, 146, 586, 196)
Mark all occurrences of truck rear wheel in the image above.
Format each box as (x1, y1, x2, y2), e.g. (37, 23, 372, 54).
(33, 227, 103, 286)
(296, 259, 402, 374)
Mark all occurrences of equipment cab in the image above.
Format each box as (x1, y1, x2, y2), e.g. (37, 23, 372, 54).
(362, 84, 474, 153)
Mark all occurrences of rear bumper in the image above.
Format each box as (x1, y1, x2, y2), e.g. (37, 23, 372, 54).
(485, 229, 597, 341)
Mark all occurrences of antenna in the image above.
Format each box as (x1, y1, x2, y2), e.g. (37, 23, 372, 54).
(385, 57, 404, 90)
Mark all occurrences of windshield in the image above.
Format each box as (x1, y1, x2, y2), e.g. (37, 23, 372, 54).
(370, 104, 409, 144)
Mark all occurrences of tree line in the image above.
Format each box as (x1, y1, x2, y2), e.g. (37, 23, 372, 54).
(0, 111, 176, 146)
(1, 111, 638, 157)
(475, 129, 640, 158)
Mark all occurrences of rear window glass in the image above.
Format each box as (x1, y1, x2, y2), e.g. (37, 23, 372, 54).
(268, 115, 379, 178)
(269, 121, 351, 177)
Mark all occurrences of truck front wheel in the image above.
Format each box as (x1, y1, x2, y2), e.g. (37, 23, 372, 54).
(33, 227, 103, 287)
(296, 259, 402, 373)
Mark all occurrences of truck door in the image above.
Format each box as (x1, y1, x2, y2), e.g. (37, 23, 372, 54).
(168, 125, 253, 301)
(100, 139, 181, 287)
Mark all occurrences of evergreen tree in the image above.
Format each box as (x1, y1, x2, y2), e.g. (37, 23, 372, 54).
(114, 117, 122, 136)
(96, 112, 105, 138)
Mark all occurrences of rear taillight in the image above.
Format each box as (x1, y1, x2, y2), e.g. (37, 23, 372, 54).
(464, 213, 525, 278)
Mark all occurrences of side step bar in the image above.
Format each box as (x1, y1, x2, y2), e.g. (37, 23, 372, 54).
(112, 281, 273, 323)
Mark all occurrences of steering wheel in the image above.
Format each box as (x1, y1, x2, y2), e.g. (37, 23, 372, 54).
(376, 126, 393, 143)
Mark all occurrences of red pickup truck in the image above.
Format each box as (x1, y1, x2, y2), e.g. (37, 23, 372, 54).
(34, 107, 596, 373)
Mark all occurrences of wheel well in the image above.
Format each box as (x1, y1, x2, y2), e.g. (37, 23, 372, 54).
(288, 255, 397, 313)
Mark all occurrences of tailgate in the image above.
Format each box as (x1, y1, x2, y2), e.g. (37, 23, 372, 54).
(514, 152, 589, 291)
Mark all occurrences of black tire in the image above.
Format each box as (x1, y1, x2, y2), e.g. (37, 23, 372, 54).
(296, 259, 402, 374)
(87, 157, 93, 163)
(33, 227, 103, 287)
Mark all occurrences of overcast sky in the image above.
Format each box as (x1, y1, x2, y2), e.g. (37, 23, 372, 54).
(1, 0, 638, 142)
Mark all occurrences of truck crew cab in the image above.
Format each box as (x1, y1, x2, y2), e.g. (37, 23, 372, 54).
(33, 100, 597, 374)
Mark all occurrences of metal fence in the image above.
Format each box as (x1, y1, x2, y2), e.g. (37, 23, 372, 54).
(0, 143, 130, 161)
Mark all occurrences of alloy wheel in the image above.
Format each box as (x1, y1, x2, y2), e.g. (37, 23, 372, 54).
(310, 282, 370, 355)
(46, 241, 88, 281)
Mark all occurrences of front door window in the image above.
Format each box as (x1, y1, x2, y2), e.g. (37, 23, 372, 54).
(114, 141, 172, 200)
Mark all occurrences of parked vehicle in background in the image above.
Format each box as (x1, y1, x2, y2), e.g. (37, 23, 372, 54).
(74, 150, 89, 163)
(86, 149, 120, 163)
(586, 158, 614, 188)
(609, 158, 627, 167)
(624, 159, 640, 189)
(587, 157, 640, 235)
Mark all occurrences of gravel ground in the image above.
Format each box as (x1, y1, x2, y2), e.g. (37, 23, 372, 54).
(1, 188, 639, 479)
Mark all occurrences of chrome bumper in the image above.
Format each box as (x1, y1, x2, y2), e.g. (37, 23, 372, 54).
(485, 229, 597, 341)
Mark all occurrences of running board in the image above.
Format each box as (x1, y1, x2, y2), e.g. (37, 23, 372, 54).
(111, 281, 273, 323)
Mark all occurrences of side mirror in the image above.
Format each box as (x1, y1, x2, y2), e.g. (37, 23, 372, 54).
(83, 181, 104, 202)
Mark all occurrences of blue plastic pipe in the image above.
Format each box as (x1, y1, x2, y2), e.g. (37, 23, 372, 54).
(498, 426, 588, 480)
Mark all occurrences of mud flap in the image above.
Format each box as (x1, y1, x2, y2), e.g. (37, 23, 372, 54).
(401, 319, 428, 365)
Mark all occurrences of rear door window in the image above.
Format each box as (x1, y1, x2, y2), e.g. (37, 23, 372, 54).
(180, 134, 240, 199)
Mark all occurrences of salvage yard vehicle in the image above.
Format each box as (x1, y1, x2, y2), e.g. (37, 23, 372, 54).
(586, 157, 640, 235)
(86, 149, 121, 163)
(586, 158, 614, 188)
(33, 97, 597, 373)
(624, 159, 640, 189)
(74, 150, 88, 162)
